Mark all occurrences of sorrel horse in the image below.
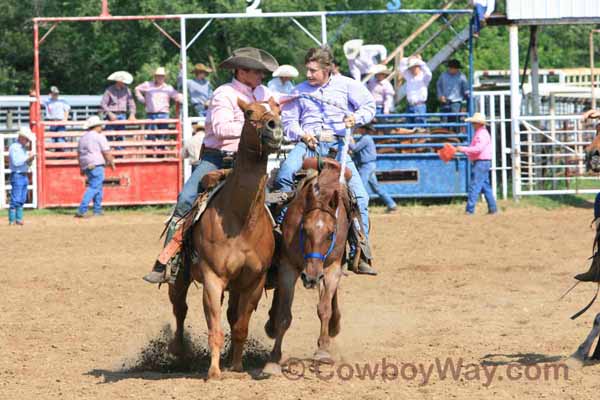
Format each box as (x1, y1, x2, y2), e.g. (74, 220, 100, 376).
(168, 98, 282, 379)
(583, 109, 600, 172)
(263, 158, 352, 375)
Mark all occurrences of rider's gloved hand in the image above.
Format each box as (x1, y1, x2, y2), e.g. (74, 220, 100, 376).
(344, 114, 356, 128)
(301, 133, 318, 150)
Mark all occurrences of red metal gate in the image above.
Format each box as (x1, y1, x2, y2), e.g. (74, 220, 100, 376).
(35, 117, 182, 207)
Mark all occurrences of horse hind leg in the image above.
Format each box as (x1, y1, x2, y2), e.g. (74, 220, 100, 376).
(264, 287, 280, 339)
(570, 312, 600, 364)
(226, 291, 240, 366)
(230, 275, 266, 373)
(168, 272, 192, 357)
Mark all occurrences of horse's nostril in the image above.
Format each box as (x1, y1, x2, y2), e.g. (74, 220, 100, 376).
(267, 120, 277, 130)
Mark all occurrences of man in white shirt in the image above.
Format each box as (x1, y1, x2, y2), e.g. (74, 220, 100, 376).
(399, 55, 432, 126)
(472, 0, 495, 37)
(343, 39, 387, 81)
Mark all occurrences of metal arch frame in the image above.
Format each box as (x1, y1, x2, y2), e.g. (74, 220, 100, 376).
(32, 6, 474, 186)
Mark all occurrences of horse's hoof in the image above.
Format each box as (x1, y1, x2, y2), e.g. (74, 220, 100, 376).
(230, 363, 244, 373)
(566, 355, 585, 369)
(264, 320, 276, 339)
(262, 362, 282, 376)
(168, 340, 184, 357)
(208, 366, 222, 380)
(313, 350, 334, 363)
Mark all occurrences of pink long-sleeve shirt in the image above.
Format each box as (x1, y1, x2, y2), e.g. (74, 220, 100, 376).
(134, 81, 182, 114)
(367, 78, 394, 114)
(203, 79, 275, 153)
(458, 126, 492, 161)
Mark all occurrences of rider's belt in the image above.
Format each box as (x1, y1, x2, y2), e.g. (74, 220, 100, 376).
(200, 146, 235, 158)
(317, 130, 336, 143)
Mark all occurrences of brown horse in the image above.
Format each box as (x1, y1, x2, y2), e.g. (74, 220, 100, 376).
(583, 110, 600, 172)
(168, 98, 282, 379)
(263, 159, 351, 374)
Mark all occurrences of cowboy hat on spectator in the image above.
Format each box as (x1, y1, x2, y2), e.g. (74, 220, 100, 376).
(219, 47, 279, 73)
(50, 86, 60, 94)
(154, 67, 167, 76)
(18, 127, 35, 142)
(192, 63, 213, 74)
(343, 39, 364, 60)
(107, 71, 133, 85)
(407, 58, 422, 69)
(273, 65, 299, 78)
(368, 64, 392, 75)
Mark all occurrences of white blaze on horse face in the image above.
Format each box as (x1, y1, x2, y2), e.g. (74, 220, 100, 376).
(315, 218, 325, 230)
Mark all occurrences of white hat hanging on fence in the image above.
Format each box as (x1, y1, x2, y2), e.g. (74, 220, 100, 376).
(368, 64, 392, 75)
(18, 127, 35, 142)
(464, 112, 488, 125)
(272, 65, 299, 78)
(343, 39, 364, 60)
(107, 71, 133, 85)
(154, 67, 167, 76)
(84, 116, 104, 130)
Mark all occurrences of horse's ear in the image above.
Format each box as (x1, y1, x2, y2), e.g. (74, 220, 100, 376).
(328, 190, 339, 211)
(268, 97, 280, 116)
(238, 98, 253, 119)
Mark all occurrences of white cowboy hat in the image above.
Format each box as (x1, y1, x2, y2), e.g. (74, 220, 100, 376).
(343, 39, 364, 60)
(84, 116, 104, 130)
(50, 86, 60, 94)
(18, 127, 34, 142)
(407, 58, 422, 69)
(464, 112, 487, 125)
(273, 65, 299, 78)
(368, 64, 392, 75)
(107, 71, 133, 85)
(154, 67, 167, 76)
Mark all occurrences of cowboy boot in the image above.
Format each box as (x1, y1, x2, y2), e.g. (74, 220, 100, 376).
(15, 207, 24, 226)
(575, 257, 600, 283)
(143, 220, 179, 284)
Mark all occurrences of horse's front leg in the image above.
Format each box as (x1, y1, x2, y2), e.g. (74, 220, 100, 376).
(202, 269, 226, 379)
(263, 260, 298, 376)
(315, 263, 342, 361)
(168, 271, 192, 357)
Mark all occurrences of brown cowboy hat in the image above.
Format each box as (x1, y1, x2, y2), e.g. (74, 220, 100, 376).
(192, 63, 213, 74)
(219, 47, 279, 73)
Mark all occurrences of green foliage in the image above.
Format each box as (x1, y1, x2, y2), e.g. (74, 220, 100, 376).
(0, 0, 598, 95)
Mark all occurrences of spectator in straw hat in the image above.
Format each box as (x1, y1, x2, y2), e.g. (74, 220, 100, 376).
(454, 112, 497, 215)
(42, 86, 70, 145)
(178, 63, 213, 117)
(399, 55, 432, 126)
(101, 71, 136, 128)
(75, 116, 115, 218)
(367, 64, 395, 114)
(135, 67, 183, 134)
(8, 127, 36, 225)
(144, 47, 279, 284)
(268, 64, 298, 95)
(344, 39, 388, 81)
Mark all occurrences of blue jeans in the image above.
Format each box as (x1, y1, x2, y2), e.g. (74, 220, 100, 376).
(441, 102, 462, 131)
(78, 166, 105, 215)
(193, 104, 207, 117)
(473, 4, 486, 35)
(466, 160, 497, 214)
(406, 103, 427, 126)
(148, 112, 169, 141)
(376, 105, 384, 115)
(105, 113, 126, 148)
(274, 140, 371, 237)
(10, 172, 28, 209)
(174, 152, 225, 218)
(359, 161, 396, 210)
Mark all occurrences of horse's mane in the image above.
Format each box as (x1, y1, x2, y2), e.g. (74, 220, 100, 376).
(308, 160, 351, 212)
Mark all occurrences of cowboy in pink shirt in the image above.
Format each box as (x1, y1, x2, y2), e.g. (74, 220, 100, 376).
(455, 112, 497, 214)
(366, 65, 395, 114)
(135, 67, 183, 114)
(144, 47, 279, 284)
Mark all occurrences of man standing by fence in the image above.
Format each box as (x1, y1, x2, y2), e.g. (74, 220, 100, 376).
(399, 55, 432, 126)
(43, 86, 70, 145)
(178, 63, 213, 117)
(101, 71, 136, 130)
(8, 127, 35, 225)
(75, 116, 115, 218)
(436, 60, 469, 129)
(135, 67, 182, 135)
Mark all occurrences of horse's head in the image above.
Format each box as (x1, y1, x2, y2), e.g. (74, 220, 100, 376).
(237, 97, 283, 157)
(299, 182, 340, 289)
(586, 133, 600, 173)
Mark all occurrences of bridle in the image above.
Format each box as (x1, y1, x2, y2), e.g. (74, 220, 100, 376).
(299, 202, 338, 262)
(244, 107, 277, 159)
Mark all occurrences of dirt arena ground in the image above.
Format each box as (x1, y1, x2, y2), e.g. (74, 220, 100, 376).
(3, 202, 600, 399)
